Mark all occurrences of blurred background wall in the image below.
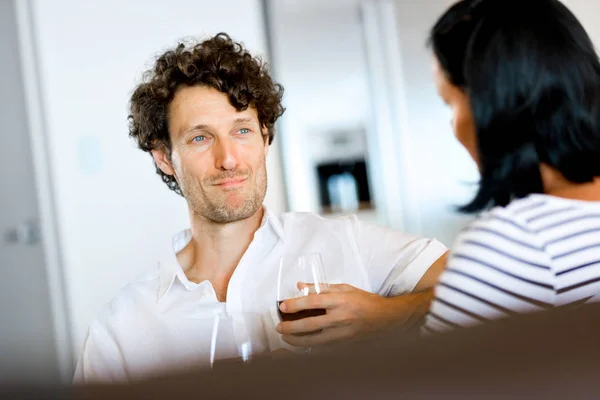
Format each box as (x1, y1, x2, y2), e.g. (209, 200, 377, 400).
(266, 0, 476, 242)
(1, 0, 598, 384)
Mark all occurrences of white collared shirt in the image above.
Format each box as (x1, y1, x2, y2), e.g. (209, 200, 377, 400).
(74, 208, 446, 383)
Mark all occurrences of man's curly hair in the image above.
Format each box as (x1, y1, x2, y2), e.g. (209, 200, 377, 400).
(128, 33, 285, 195)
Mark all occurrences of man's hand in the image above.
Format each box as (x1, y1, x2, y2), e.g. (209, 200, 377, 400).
(276, 284, 433, 347)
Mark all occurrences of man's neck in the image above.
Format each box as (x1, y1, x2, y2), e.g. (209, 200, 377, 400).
(177, 207, 265, 302)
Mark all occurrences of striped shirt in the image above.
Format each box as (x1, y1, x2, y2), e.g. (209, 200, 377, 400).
(424, 194, 600, 333)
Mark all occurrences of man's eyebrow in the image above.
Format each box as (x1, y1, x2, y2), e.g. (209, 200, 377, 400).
(233, 117, 255, 124)
(181, 124, 210, 134)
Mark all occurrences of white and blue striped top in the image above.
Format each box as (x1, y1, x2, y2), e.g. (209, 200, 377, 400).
(424, 193, 600, 333)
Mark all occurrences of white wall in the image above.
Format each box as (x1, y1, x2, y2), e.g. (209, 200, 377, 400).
(562, 1, 600, 50)
(0, 0, 63, 383)
(27, 0, 285, 362)
(269, 1, 372, 214)
(268, 0, 476, 246)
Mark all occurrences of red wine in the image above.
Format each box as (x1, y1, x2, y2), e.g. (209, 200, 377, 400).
(277, 300, 326, 322)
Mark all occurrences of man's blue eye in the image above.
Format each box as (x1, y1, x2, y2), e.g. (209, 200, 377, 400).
(239, 128, 250, 134)
(192, 136, 206, 142)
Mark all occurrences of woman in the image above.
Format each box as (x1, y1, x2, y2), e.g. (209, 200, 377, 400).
(424, 0, 600, 333)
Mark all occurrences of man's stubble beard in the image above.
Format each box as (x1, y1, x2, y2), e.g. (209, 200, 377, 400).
(180, 161, 267, 224)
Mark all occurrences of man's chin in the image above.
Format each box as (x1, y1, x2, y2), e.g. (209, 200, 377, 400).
(213, 210, 257, 224)
(208, 201, 261, 223)
(223, 196, 252, 211)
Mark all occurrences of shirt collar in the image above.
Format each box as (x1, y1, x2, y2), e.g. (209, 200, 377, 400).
(263, 207, 285, 243)
(157, 206, 284, 303)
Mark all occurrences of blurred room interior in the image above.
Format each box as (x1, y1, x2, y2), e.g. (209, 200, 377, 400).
(1, 0, 599, 385)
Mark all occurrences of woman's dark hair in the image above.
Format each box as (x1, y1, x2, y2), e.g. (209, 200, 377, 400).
(429, 0, 600, 212)
(129, 33, 285, 195)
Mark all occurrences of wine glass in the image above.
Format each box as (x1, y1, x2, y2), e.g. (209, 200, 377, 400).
(209, 312, 269, 369)
(277, 253, 329, 353)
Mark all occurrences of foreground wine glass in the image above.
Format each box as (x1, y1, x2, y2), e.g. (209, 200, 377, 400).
(209, 312, 269, 369)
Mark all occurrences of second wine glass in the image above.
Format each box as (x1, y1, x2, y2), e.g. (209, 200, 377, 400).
(209, 312, 269, 369)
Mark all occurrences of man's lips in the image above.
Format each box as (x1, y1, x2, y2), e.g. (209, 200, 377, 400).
(212, 177, 247, 187)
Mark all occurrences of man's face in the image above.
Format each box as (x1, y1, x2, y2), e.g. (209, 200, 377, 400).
(153, 86, 269, 223)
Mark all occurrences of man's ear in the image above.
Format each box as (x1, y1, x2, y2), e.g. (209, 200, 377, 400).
(151, 147, 176, 176)
(262, 126, 270, 157)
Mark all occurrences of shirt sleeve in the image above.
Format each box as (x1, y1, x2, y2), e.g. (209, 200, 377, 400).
(423, 210, 552, 334)
(73, 319, 129, 384)
(349, 216, 448, 296)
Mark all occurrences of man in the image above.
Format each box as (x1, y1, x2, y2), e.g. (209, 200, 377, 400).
(74, 33, 447, 383)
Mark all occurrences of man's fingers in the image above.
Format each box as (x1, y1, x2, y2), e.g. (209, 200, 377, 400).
(281, 327, 352, 347)
(279, 293, 341, 313)
(296, 282, 355, 293)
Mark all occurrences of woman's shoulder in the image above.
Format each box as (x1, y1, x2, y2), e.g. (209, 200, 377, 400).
(460, 196, 541, 236)
(452, 195, 550, 254)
